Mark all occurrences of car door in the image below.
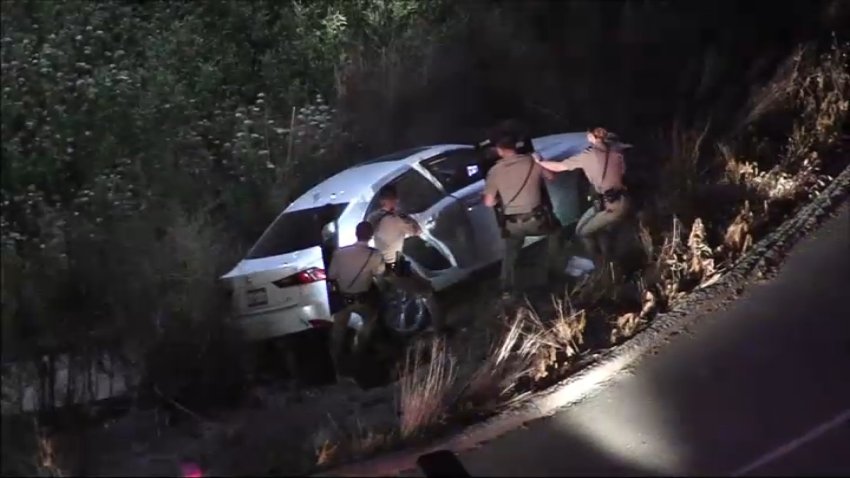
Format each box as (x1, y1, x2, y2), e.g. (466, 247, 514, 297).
(402, 165, 479, 270)
(367, 167, 470, 272)
(419, 148, 501, 267)
(531, 134, 591, 229)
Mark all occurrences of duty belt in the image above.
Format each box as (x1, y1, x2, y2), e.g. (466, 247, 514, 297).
(505, 205, 545, 223)
(386, 263, 413, 279)
(591, 188, 627, 208)
(340, 292, 370, 305)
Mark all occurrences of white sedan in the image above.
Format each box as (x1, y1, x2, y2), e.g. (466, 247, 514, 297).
(220, 132, 591, 343)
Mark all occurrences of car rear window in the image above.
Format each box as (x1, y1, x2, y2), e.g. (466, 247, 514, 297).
(246, 203, 348, 259)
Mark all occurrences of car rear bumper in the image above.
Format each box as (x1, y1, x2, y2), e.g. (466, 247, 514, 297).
(234, 302, 332, 341)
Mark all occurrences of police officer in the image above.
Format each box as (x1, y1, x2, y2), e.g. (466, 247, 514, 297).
(367, 184, 422, 267)
(327, 221, 386, 379)
(368, 185, 448, 334)
(483, 127, 560, 298)
(533, 126, 629, 267)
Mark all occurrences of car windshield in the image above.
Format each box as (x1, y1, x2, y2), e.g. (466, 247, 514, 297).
(246, 203, 348, 259)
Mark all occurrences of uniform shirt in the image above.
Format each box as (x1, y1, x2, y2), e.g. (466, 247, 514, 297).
(484, 153, 543, 215)
(327, 241, 385, 294)
(367, 209, 419, 264)
(557, 144, 626, 193)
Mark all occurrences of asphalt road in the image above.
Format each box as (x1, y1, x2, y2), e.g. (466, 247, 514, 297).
(415, 202, 850, 476)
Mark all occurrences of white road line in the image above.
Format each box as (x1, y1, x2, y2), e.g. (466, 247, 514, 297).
(730, 408, 850, 476)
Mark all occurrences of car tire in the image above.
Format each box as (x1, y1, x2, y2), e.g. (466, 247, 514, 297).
(380, 287, 434, 337)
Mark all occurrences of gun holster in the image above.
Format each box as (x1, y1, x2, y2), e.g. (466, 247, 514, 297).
(327, 280, 345, 314)
(494, 203, 509, 238)
(393, 252, 413, 277)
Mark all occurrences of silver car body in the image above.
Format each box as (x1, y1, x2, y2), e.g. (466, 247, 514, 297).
(221, 132, 590, 341)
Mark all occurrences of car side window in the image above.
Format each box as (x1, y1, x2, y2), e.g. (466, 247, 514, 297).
(366, 169, 444, 218)
(422, 149, 486, 195)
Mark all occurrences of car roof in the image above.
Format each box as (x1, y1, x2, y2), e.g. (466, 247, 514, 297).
(285, 144, 470, 212)
(283, 133, 591, 213)
(531, 132, 590, 159)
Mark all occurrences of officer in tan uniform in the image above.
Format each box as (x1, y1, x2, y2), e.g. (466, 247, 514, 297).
(367, 185, 448, 334)
(533, 127, 629, 267)
(483, 128, 560, 297)
(327, 221, 385, 378)
(367, 184, 422, 267)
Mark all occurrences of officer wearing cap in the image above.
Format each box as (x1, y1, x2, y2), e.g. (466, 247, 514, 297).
(483, 127, 560, 298)
(367, 185, 449, 334)
(327, 221, 386, 379)
(533, 126, 629, 267)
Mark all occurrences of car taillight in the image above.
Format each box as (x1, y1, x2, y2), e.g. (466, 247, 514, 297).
(299, 267, 327, 283)
(308, 319, 332, 328)
(271, 267, 327, 288)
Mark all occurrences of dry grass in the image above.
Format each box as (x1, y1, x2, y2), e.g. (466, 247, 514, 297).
(523, 298, 587, 383)
(657, 118, 713, 213)
(457, 314, 536, 410)
(610, 290, 658, 344)
(782, 39, 850, 168)
(311, 408, 398, 468)
(546, 296, 587, 358)
(652, 216, 688, 305)
(733, 38, 848, 199)
(738, 45, 810, 130)
(315, 439, 339, 468)
(570, 263, 621, 306)
(396, 337, 457, 440)
(531, 298, 587, 382)
(721, 201, 755, 261)
(687, 217, 716, 279)
(721, 142, 822, 207)
(36, 432, 63, 477)
(644, 39, 849, 307)
(456, 297, 588, 410)
(636, 213, 656, 262)
(348, 426, 393, 460)
(649, 215, 722, 307)
(1, 415, 65, 477)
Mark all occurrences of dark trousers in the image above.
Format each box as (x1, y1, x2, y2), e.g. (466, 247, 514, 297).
(501, 215, 561, 292)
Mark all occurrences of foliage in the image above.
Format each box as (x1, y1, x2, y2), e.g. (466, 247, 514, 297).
(0, 0, 459, 363)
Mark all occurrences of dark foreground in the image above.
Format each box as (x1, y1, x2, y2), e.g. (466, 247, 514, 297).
(404, 202, 850, 476)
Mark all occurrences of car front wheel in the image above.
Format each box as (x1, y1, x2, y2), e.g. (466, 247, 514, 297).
(380, 287, 436, 336)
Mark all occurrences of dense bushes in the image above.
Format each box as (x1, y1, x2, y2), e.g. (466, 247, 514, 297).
(0, 0, 460, 384)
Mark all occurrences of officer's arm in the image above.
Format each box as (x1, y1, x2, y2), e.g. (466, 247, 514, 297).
(483, 171, 498, 207)
(533, 151, 586, 173)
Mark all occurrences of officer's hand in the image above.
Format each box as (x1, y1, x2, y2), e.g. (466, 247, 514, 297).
(532, 152, 543, 163)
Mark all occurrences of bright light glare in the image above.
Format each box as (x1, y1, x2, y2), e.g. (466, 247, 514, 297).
(543, 351, 686, 475)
